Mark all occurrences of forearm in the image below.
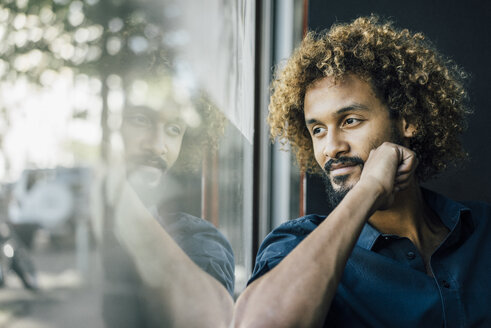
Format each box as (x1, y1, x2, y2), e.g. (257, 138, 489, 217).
(233, 181, 382, 328)
(136, 245, 234, 328)
(114, 183, 233, 328)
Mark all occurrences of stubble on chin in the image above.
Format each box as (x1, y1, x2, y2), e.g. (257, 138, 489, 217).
(322, 173, 352, 211)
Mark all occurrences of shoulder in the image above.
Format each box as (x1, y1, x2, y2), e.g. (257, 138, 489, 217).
(271, 214, 326, 235)
(261, 214, 326, 246)
(459, 200, 491, 228)
(157, 211, 224, 239)
(159, 211, 236, 294)
(161, 212, 233, 256)
(248, 214, 326, 284)
(460, 200, 491, 212)
(423, 188, 491, 230)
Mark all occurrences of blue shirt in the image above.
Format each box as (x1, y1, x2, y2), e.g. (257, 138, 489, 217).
(103, 211, 235, 327)
(249, 189, 491, 327)
(156, 212, 235, 295)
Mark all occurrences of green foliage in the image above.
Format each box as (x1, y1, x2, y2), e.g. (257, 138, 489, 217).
(0, 0, 181, 171)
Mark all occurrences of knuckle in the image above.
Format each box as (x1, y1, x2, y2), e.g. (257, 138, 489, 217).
(381, 141, 392, 147)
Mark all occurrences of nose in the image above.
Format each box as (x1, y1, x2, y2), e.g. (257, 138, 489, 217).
(143, 123, 167, 156)
(323, 129, 349, 159)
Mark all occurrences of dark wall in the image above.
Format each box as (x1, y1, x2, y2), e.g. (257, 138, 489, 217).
(306, 0, 491, 215)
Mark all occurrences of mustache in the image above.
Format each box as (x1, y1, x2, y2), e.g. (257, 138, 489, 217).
(324, 156, 364, 174)
(127, 154, 168, 172)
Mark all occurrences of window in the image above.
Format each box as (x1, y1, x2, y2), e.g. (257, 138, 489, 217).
(0, 0, 306, 325)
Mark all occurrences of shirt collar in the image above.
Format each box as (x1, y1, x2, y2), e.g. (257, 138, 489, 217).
(421, 188, 472, 231)
(356, 223, 381, 250)
(355, 187, 472, 250)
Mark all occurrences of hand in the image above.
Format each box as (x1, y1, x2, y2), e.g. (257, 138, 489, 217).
(358, 142, 418, 211)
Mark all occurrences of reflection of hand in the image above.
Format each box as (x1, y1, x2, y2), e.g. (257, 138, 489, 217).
(104, 158, 166, 210)
(126, 166, 162, 207)
(102, 158, 233, 327)
(358, 142, 418, 211)
(110, 179, 165, 285)
(104, 164, 127, 211)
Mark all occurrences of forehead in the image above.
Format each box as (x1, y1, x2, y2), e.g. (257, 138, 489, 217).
(304, 75, 385, 119)
(125, 106, 185, 124)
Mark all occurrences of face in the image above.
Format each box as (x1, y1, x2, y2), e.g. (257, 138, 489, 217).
(304, 75, 410, 207)
(121, 106, 187, 186)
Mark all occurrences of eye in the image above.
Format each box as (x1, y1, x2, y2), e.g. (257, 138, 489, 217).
(343, 117, 362, 127)
(126, 114, 151, 127)
(312, 126, 326, 136)
(165, 123, 183, 136)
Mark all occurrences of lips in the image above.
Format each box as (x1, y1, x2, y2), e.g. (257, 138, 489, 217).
(330, 162, 357, 171)
(144, 159, 166, 170)
(128, 154, 168, 173)
(330, 164, 359, 176)
(324, 156, 364, 176)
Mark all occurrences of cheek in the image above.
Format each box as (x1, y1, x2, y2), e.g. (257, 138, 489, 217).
(166, 136, 185, 164)
(359, 133, 391, 160)
(311, 141, 325, 168)
(121, 128, 140, 151)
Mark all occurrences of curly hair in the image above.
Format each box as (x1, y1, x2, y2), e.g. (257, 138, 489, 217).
(173, 93, 226, 173)
(268, 15, 470, 181)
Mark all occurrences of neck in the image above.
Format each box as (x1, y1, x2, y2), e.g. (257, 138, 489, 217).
(369, 181, 449, 262)
(368, 180, 446, 250)
(368, 181, 450, 276)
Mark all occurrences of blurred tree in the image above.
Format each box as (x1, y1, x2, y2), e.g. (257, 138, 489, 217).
(0, 0, 180, 172)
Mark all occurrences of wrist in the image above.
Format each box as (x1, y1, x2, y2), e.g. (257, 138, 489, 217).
(356, 176, 385, 197)
(353, 177, 386, 214)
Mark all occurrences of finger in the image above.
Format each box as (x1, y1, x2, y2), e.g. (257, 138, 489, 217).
(396, 160, 417, 176)
(395, 180, 412, 192)
(395, 172, 412, 183)
(396, 148, 418, 173)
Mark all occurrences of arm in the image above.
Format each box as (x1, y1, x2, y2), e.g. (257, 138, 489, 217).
(233, 142, 417, 328)
(112, 180, 234, 328)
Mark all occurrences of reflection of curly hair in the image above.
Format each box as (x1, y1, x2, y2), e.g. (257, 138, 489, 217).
(269, 16, 470, 181)
(174, 94, 226, 172)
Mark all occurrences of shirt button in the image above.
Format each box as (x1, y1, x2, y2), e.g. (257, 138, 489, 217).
(442, 280, 450, 288)
(406, 251, 416, 260)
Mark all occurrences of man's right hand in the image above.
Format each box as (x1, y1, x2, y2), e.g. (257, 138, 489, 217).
(358, 142, 418, 212)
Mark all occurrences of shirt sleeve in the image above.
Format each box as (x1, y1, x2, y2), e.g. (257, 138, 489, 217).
(163, 212, 235, 296)
(248, 216, 322, 285)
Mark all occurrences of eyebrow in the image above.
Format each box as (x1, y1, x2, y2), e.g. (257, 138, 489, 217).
(124, 106, 155, 117)
(125, 106, 187, 126)
(305, 103, 370, 125)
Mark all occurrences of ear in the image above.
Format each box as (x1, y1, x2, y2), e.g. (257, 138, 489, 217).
(401, 118, 416, 138)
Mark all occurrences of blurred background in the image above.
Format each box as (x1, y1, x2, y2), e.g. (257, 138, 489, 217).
(0, 0, 488, 327)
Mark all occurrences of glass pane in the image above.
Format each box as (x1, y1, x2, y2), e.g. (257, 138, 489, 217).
(0, 0, 254, 326)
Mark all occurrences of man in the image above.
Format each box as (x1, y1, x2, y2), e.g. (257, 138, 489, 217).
(96, 77, 234, 327)
(233, 16, 491, 327)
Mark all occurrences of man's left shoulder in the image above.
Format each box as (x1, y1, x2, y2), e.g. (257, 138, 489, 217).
(459, 199, 491, 227)
(423, 188, 491, 228)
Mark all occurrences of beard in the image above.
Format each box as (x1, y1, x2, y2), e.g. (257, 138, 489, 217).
(126, 153, 168, 176)
(125, 153, 169, 206)
(322, 156, 364, 210)
(322, 123, 405, 210)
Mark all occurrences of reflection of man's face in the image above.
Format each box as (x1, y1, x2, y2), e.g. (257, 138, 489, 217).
(304, 75, 404, 209)
(121, 106, 187, 186)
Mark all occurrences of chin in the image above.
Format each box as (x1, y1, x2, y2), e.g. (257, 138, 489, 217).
(331, 174, 359, 190)
(129, 166, 163, 188)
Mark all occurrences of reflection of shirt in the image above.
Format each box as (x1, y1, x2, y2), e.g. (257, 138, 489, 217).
(102, 211, 234, 327)
(249, 189, 491, 327)
(153, 211, 235, 295)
